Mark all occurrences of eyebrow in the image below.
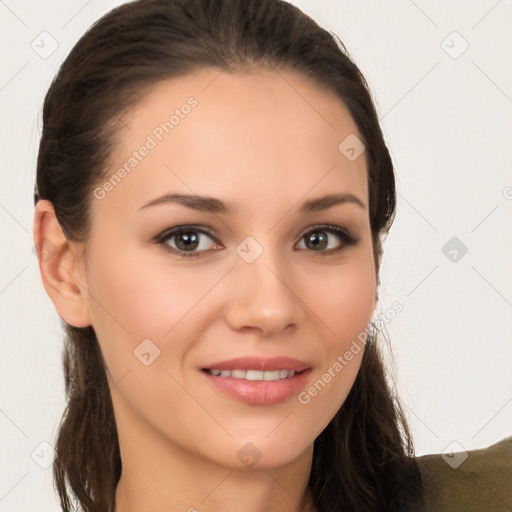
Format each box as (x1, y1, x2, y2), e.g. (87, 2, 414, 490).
(137, 192, 366, 214)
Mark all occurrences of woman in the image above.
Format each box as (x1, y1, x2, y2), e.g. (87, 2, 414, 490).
(33, 0, 506, 511)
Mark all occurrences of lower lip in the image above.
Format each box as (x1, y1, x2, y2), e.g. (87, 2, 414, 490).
(201, 369, 312, 405)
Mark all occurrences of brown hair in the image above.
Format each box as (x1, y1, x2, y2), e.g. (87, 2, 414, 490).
(34, 0, 423, 510)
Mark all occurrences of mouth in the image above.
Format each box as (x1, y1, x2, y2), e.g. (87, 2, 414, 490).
(200, 356, 312, 405)
(202, 368, 305, 380)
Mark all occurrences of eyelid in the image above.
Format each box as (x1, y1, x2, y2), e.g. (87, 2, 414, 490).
(300, 224, 356, 242)
(153, 224, 219, 243)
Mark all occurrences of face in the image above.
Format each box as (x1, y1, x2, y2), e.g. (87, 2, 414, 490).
(79, 68, 376, 469)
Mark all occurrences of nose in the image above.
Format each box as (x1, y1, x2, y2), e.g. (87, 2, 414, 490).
(224, 246, 306, 337)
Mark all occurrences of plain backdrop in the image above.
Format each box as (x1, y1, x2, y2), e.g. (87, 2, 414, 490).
(1, 0, 511, 510)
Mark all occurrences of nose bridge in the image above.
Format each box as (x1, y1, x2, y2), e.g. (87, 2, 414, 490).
(226, 234, 304, 334)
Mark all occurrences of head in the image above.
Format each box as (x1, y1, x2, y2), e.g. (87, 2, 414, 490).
(33, 1, 420, 511)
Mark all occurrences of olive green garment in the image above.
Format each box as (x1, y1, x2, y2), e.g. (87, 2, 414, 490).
(416, 437, 512, 511)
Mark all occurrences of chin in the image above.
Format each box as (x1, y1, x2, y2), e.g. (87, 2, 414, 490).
(204, 434, 312, 471)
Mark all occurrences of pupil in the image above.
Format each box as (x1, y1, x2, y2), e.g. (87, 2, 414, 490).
(177, 231, 199, 250)
(307, 232, 327, 250)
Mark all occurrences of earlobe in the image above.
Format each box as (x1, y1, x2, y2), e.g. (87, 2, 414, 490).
(33, 200, 92, 328)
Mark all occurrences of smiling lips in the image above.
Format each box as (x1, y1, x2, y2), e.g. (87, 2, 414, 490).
(206, 368, 297, 380)
(201, 356, 312, 405)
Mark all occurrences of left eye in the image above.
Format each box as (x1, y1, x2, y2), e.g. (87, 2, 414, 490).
(297, 226, 355, 252)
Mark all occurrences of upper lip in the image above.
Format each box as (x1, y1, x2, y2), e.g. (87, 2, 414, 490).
(201, 356, 311, 372)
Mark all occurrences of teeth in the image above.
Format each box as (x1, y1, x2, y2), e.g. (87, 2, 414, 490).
(246, 370, 264, 381)
(207, 369, 298, 380)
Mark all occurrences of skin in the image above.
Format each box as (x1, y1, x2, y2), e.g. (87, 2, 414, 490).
(34, 67, 377, 512)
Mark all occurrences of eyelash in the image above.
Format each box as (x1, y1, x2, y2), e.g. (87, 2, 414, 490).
(153, 224, 358, 259)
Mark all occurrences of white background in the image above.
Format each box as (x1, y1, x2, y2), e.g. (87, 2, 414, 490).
(1, 0, 511, 510)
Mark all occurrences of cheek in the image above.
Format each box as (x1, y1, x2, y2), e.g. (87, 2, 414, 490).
(332, 267, 375, 340)
(298, 255, 375, 417)
(83, 246, 216, 430)
(86, 244, 216, 341)
(305, 253, 376, 345)
(83, 243, 218, 387)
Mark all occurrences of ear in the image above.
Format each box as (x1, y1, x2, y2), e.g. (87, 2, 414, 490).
(33, 200, 92, 328)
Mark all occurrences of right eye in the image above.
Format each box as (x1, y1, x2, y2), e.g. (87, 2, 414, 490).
(155, 226, 223, 258)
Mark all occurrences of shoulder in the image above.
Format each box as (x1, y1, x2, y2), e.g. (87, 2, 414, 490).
(415, 437, 512, 511)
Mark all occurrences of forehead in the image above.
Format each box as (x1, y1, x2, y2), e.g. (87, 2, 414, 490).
(97, 67, 368, 217)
